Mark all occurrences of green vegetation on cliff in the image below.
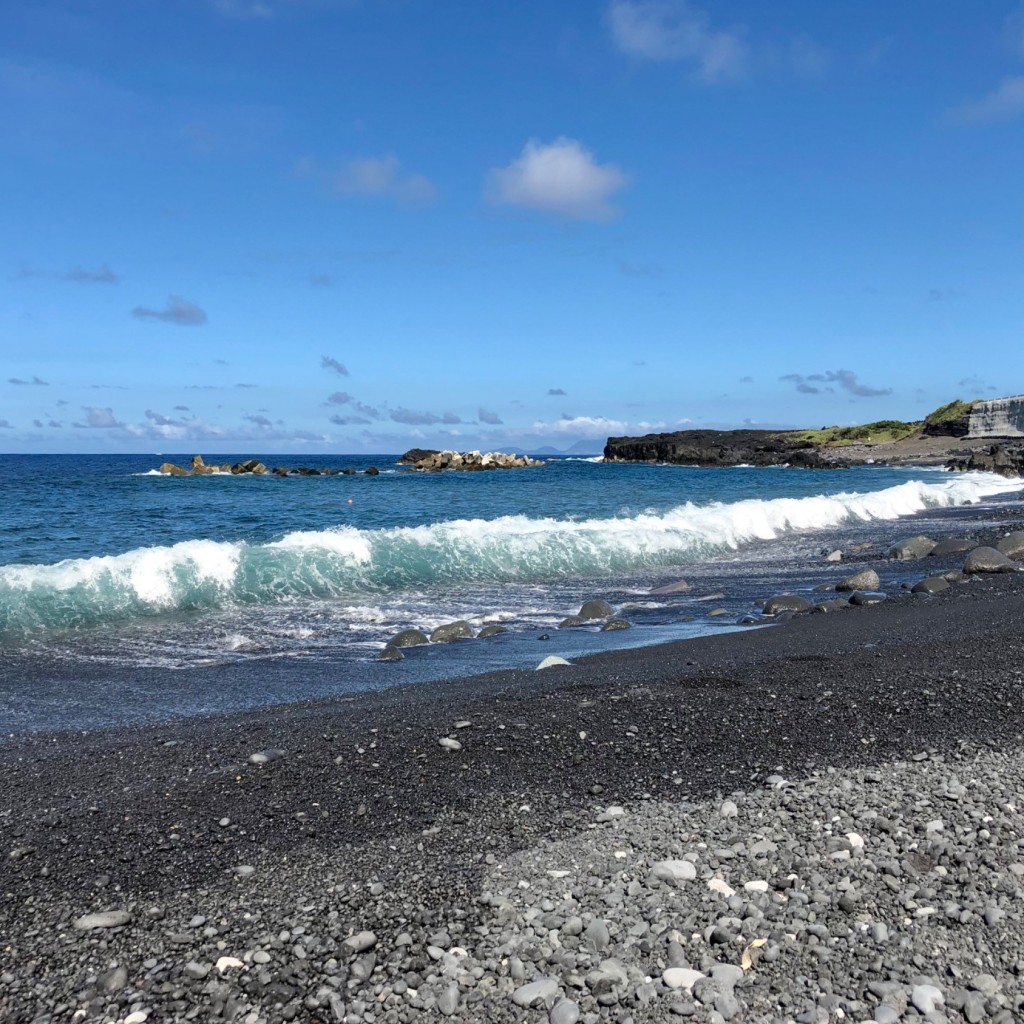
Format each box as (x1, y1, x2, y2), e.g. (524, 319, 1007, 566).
(784, 419, 918, 447)
(781, 398, 981, 447)
(923, 399, 978, 434)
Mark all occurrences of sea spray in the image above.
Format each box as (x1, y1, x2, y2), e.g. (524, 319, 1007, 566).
(0, 473, 1017, 634)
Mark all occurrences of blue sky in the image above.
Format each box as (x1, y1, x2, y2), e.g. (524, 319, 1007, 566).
(2, 0, 1023, 453)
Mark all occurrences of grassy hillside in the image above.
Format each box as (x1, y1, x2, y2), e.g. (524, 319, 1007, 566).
(781, 398, 981, 447)
(784, 419, 919, 447)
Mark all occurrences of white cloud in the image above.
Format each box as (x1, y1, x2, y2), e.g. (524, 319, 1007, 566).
(73, 406, 124, 428)
(607, 0, 747, 83)
(299, 156, 438, 204)
(487, 137, 629, 221)
(947, 75, 1024, 125)
(532, 414, 667, 435)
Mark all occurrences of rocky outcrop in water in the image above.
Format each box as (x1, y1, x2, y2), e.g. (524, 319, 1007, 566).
(158, 456, 355, 476)
(968, 395, 1024, 438)
(946, 443, 1024, 477)
(602, 429, 833, 469)
(406, 449, 544, 471)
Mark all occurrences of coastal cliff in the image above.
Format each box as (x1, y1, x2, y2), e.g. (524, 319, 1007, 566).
(968, 395, 1024, 438)
(603, 397, 1024, 475)
(603, 429, 832, 468)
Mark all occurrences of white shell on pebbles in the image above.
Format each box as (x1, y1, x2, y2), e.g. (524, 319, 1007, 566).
(536, 655, 571, 670)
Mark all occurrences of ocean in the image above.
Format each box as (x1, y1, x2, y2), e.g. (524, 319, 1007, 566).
(0, 452, 1019, 733)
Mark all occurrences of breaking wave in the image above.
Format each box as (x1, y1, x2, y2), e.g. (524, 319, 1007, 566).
(0, 474, 1016, 633)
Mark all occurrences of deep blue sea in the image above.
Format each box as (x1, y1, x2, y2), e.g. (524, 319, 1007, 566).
(1, 452, 1020, 732)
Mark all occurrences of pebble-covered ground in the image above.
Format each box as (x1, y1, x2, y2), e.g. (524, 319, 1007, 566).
(3, 515, 1024, 1024)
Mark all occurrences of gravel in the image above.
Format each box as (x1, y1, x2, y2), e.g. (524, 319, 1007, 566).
(4, 507, 1024, 1022)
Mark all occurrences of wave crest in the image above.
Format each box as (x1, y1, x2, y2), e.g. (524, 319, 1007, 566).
(0, 474, 1016, 633)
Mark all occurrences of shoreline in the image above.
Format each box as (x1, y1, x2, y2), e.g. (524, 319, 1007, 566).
(3, 482, 1024, 1021)
(2, 481, 1024, 1024)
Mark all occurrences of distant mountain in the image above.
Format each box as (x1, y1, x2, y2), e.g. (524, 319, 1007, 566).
(532, 439, 604, 456)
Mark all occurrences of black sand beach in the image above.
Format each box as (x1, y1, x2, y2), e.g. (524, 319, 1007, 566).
(4, 500, 1024, 1023)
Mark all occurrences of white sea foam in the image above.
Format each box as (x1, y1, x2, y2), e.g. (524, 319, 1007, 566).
(0, 473, 1017, 633)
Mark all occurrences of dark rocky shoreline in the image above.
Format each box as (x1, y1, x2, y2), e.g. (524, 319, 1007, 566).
(603, 430, 1024, 476)
(3, 499, 1024, 1023)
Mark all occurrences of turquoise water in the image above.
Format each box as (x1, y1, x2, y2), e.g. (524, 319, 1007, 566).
(0, 452, 1019, 731)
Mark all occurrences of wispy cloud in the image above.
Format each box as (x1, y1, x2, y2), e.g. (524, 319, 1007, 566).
(321, 354, 349, 376)
(329, 413, 372, 426)
(780, 369, 892, 397)
(66, 264, 118, 284)
(478, 408, 503, 425)
(8, 375, 48, 386)
(0, 419, 13, 429)
(547, 388, 567, 396)
(211, 0, 346, 18)
(299, 155, 438, 204)
(73, 406, 124, 428)
(947, 75, 1024, 125)
(132, 295, 208, 326)
(389, 407, 462, 425)
(18, 264, 118, 284)
(607, 0, 747, 82)
(326, 391, 380, 419)
(486, 137, 629, 221)
(310, 273, 334, 287)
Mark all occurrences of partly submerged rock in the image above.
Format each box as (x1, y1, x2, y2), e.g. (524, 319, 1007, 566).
(377, 645, 404, 662)
(762, 595, 813, 615)
(159, 462, 188, 476)
(429, 620, 474, 643)
(600, 618, 632, 631)
(650, 579, 690, 594)
(388, 628, 430, 648)
(559, 615, 589, 628)
(836, 568, 881, 591)
(889, 535, 936, 559)
(577, 599, 615, 620)
(476, 624, 508, 638)
(928, 538, 975, 557)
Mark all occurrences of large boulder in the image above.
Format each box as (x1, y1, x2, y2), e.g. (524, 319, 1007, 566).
(762, 595, 812, 615)
(963, 546, 1018, 574)
(388, 628, 430, 648)
(836, 569, 881, 592)
(159, 462, 187, 476)
(190, 454, 206, 471)
(997, 531, 1024, 559)
(398, 448, 440, 465)
(429, 621, 474, 643)
(578, 599, 615, 620)
(377, 645, 404, 662)
(889, 535, 936, 560)
(600, 618, 632, 631)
